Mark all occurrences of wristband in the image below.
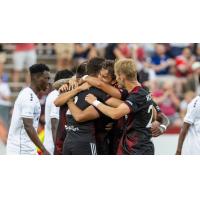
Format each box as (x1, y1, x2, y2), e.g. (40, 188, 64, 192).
(92, 100, 101, 107)
(160, 124, 167, 131)
(82, 75, 88, 81)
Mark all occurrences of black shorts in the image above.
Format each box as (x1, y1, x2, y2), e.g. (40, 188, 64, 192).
(117, 134, 154, 155)
(62, 133, 97, 155)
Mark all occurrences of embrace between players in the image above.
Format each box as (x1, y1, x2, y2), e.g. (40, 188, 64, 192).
(54, 58, 169, 155)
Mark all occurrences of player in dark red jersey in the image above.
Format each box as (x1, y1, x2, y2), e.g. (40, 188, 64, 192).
(54, 58, 122, 155)
(81, 60, 169, 154)
(85, 59, 158, 155)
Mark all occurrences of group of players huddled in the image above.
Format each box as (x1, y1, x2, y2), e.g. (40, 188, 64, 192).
(6, 57, 170, 155)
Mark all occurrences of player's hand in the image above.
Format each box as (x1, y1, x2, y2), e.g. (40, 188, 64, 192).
(85, 94, 97, 104)
(59, 84, 69, 93)
(68, 79, 78, 90)
(78, 82, 90, 91)
(175, 150, 181, 155)
(42, 149, 51, 155)
(151, 121, 163, 137)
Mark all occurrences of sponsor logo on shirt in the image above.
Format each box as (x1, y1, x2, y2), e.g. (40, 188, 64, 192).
(65, 125, 79, 132)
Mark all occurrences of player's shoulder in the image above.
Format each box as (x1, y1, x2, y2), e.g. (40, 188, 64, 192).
(89, 86, 106, 95)
(19, 87, 37, 102)
(47, 90, 59, 99)
(188, 95, 200, 109)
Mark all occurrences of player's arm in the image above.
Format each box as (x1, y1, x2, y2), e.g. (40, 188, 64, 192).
(176, 122, 190, 155)
(85, 94, 130, 120)
(50, 98, 60, 145)
(22, 118, 50, 155)
(176, 99, 196, 155)
(151, 100, 170, 137)
(83, 76, 122, 99)
(105, 97, 124, 108)
(54, 82, 91, 107)
(67, 99, 100, 122)
(54, 87, 81, 107)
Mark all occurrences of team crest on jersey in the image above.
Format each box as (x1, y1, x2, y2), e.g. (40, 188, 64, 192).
(146, 94, 152, 101)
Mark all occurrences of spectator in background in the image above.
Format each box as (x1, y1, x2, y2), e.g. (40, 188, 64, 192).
(175, 47, 195, 78)
(95, 43, 108, 58)
(105, 43, 132, 60)
(152, 81, 182, 127)
(12, 43, 37, 84)
(174, 47, 196, 96)
(0, 44, 7, 80)
(195, 44, 200, 62)
(54, 43, 74, 71)
(170, 43, 191, 58)
(137, 60, 156, 89)
(150, 44, 174, 77)
(73, 43, 97, 63)
(0, 77, 11, 129)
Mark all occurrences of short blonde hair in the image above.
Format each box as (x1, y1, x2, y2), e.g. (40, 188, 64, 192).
(114, 59, 137, 81)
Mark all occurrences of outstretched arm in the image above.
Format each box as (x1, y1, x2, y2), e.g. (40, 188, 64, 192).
(67, 100, 100, 122)
(85, 94, 130, 120)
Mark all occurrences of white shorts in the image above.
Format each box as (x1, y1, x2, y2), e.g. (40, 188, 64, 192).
(13, 50, 37, 71)
(6, 143, 37, 155)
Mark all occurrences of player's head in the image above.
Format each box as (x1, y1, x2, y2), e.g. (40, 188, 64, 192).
(75, 61, 88, 79)
(98, 60, 116, 85)
(87, 57, 105, 77)
(114, 59, 137, 87)
(54, 69, 74, 82)
(29, 63, 50, 91)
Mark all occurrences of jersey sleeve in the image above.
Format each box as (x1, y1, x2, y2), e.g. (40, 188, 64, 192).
(118, 88, 129, 100)
(152, 100, 161, 113)
(21, 93, 35, 118)
(184, 100, 198, 125)
(124, 93, 138, 113)
(50, 102, 60, 119)
(94, 89, 110, 103)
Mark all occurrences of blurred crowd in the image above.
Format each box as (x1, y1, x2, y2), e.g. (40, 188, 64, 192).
(0, 43, 200, 144)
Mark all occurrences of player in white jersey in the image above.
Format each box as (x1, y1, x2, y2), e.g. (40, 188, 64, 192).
(43, 69, 73, 155)
(43, 89, 59, 154)
(7, 64, 51, 155)
(176, 95, 200, 155)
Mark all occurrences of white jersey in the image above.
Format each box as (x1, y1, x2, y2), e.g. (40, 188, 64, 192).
(43, 90, 59, 154)
(182, 96, 200, 155)
(7, 87, 41, 155)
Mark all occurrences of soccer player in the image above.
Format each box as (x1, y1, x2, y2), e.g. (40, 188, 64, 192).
(176, 95, 200, 155)
(7, 64, 51, 155)
(43, 69, 74, 155)
(85, 59, 157, 155)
